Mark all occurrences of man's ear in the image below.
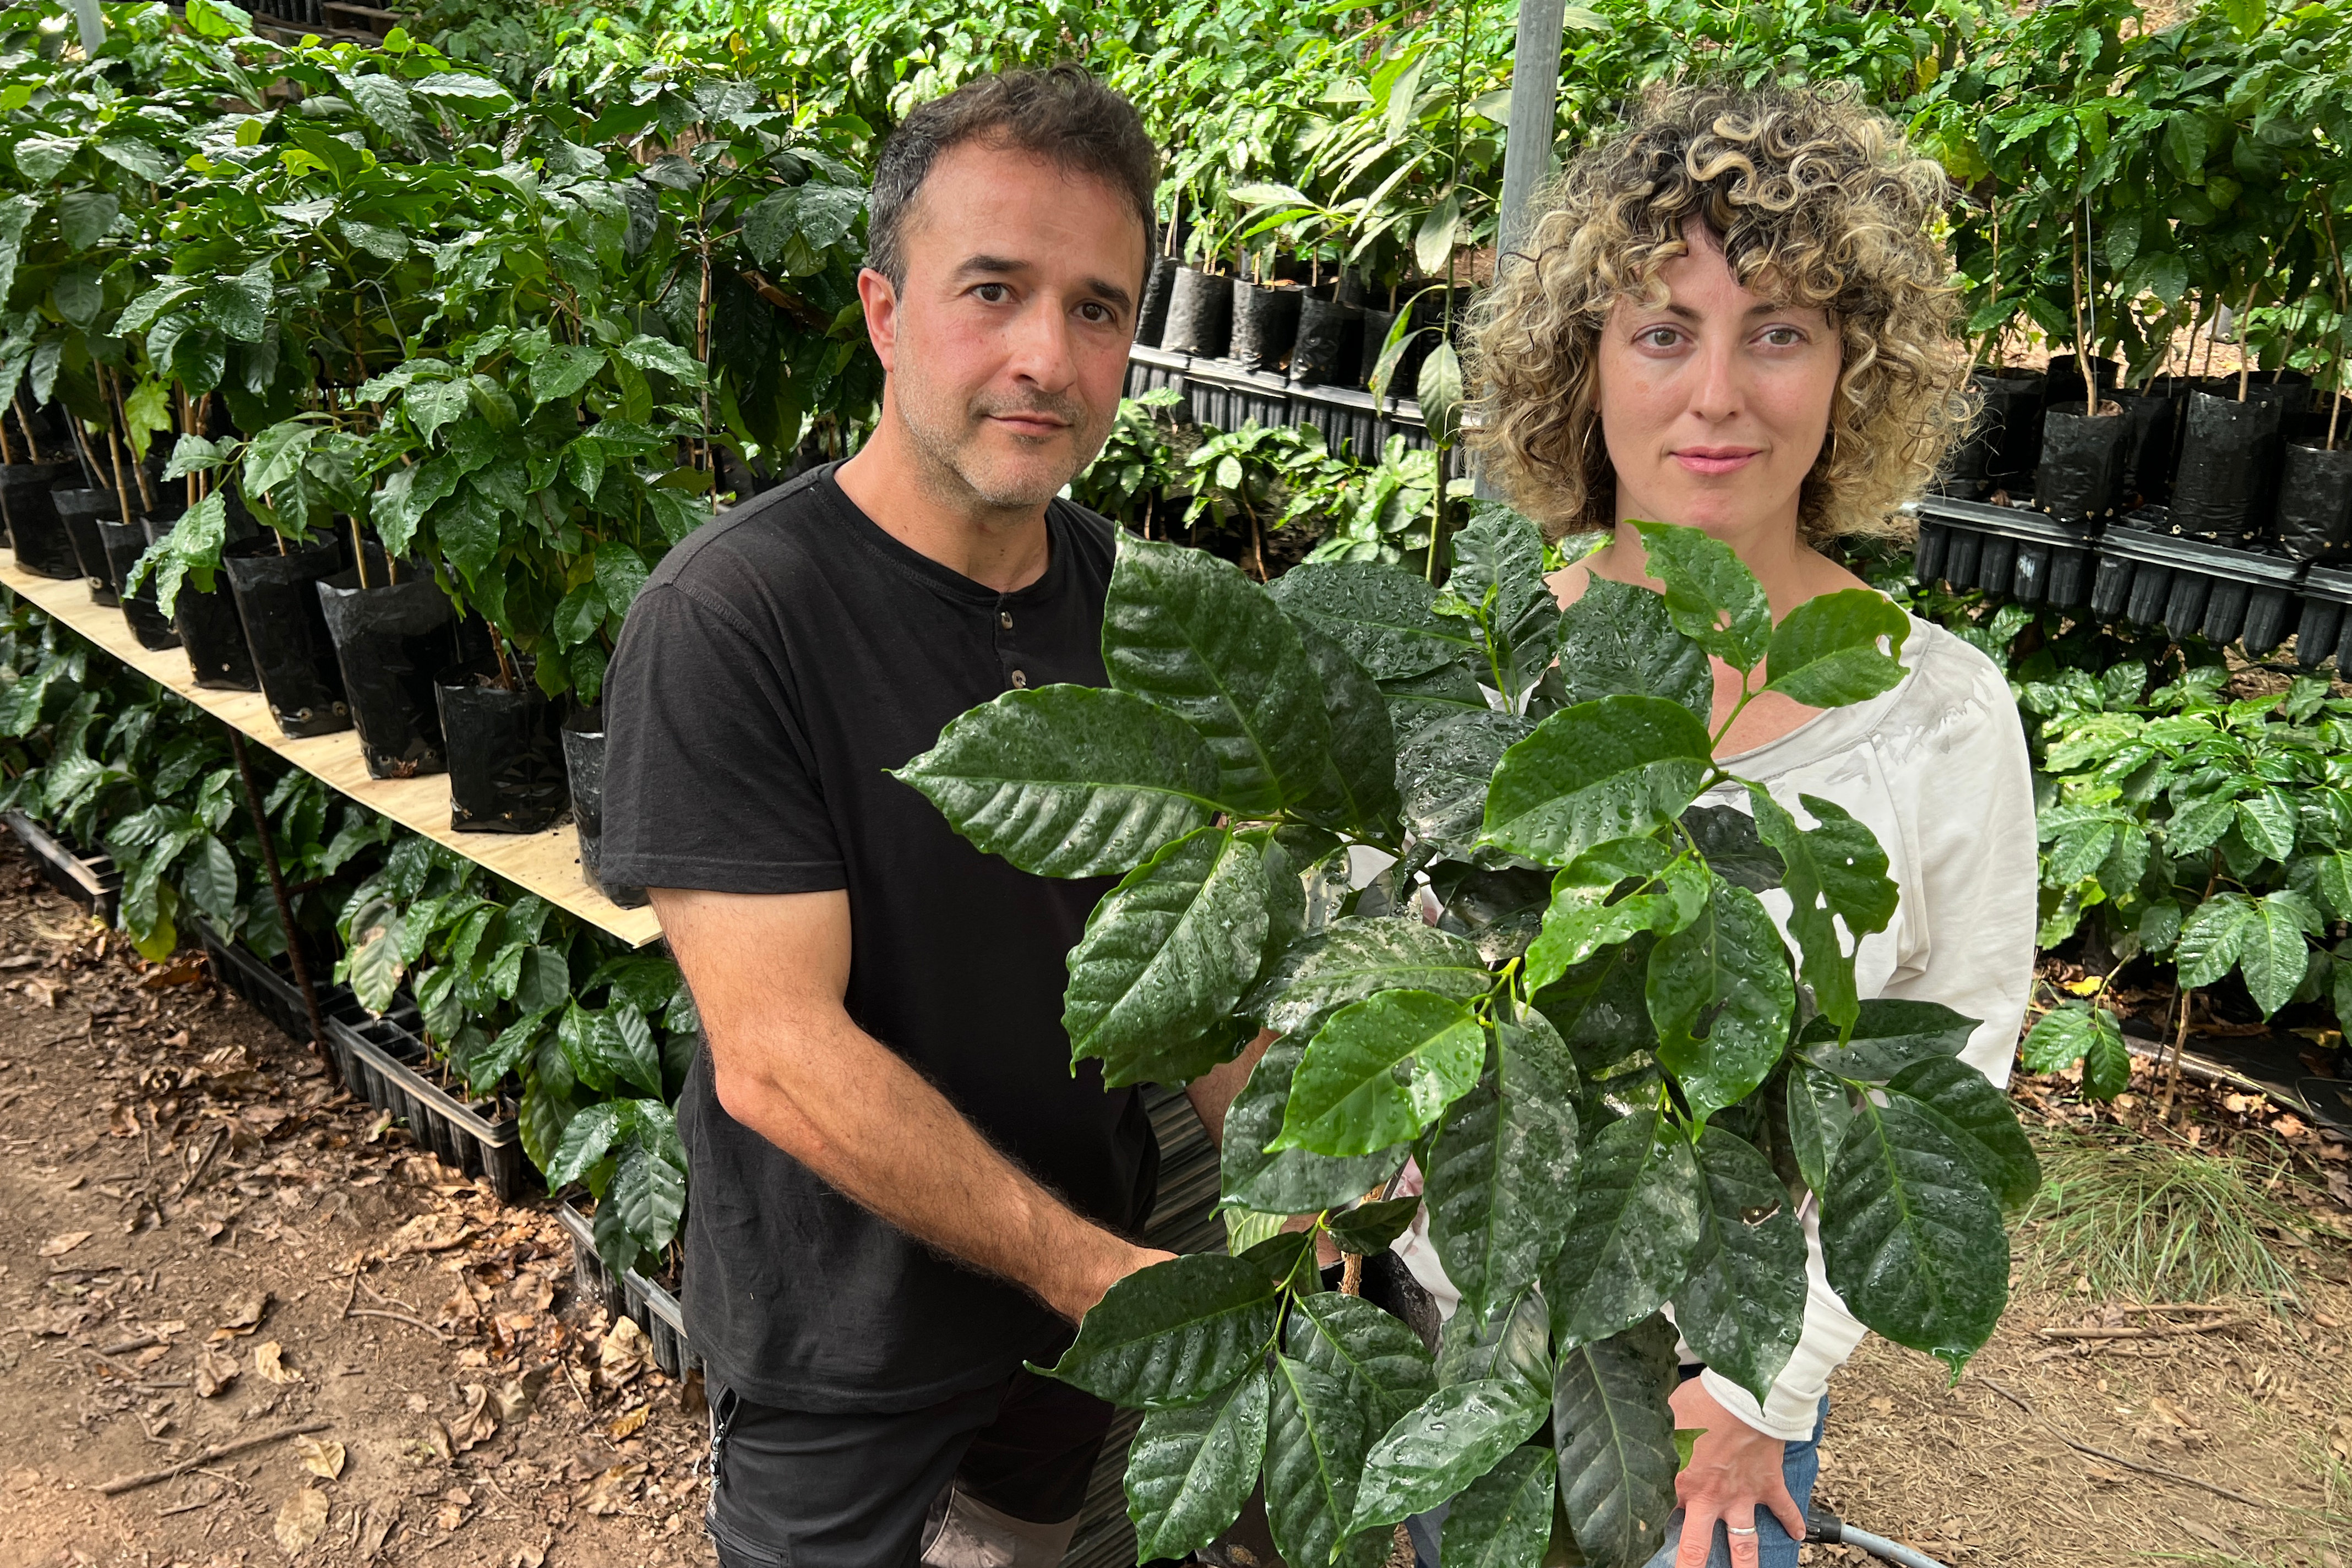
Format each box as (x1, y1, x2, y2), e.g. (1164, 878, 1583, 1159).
(857, 266, 900, 374)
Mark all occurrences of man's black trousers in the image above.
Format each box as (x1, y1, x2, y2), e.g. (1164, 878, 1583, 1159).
(704, 1366, 1117, 1568)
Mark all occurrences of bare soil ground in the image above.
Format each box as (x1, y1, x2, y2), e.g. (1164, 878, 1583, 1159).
(0, 847, 715, 1568)
(4, 839, 2350, 1568)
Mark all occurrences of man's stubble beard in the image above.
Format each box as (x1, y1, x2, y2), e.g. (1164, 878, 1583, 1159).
(889, 341, 1114, 516)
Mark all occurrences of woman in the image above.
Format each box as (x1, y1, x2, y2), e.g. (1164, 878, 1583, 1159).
(1429, 84, 2034, 1568)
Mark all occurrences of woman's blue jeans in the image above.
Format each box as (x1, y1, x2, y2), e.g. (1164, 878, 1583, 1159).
(1404, 1397, 1828, 1568)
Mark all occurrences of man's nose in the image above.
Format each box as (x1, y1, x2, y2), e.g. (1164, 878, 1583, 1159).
(1003, 298, 1079, 391)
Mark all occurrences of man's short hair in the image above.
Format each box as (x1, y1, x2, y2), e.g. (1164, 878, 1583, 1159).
(864, 64, 1158, 290)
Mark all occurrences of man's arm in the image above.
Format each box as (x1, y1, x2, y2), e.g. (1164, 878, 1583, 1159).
(1183, 1029, 1273, 1147)
(654, 885, 1168, 1324)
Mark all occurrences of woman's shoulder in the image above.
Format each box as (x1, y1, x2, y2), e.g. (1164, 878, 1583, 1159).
(1871, 612, 2027, 768)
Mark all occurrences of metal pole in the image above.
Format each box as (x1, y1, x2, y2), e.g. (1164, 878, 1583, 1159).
(1476, 0, 1570, 500)
(226, 727, 339, 1087)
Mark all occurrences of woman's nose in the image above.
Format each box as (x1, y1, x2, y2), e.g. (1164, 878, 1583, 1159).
(1687, 337, 1740, 422)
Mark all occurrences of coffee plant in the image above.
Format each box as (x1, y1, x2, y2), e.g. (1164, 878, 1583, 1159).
(896, 513, 2038, 1568)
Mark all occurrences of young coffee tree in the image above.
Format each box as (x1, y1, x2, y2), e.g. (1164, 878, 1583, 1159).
(896, 514, 2038, 1568)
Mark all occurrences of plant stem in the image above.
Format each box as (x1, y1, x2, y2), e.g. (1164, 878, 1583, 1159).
(2323, 212, 2348, 452)
(105, 368, 156, 513)
(11, 395, 41, 464)
(2070, 219, 2093, 417)
(2236, 262, 2268, 402)
(350, 517, 371, 590)
(104, 423, 135, 530)
(0, 401, 15, 467)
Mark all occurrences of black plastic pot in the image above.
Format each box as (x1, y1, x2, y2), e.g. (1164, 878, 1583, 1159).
(1291, 295, 1363, 389)
(1135, 256, 1178, 350)
(1913, 496, 2099, 606)
(98, 518, 179, 650)
(2043, 354, 2121, 411)
(2035, 407, 2129, 523)
(1229, 282, 1303, 372)
(317, 567, 459, 779)
(55, 488, 121, 603)
(1975, 372, 2046, 488)
(2090, 516, 2301, 652)
(560, 709, 649, 908)
(2111, 390, 2182, 509)
(324, 1005, 529, 1200)
(0, 462, 78, 575)
(1162, 268, 1232, 358)
(222, 534, 352, 738)
(172, 575, 260, 690)
(436, 667, 568, 832)
(2276, 442, 2352, 565)
(2171, 392, 2284, 541)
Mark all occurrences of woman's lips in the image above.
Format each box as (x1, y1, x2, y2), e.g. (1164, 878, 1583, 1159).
(1673, 447, 1761, 475)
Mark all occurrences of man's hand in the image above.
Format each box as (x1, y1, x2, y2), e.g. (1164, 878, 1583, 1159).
(1669, 1375, 1804, 1568)
(656, 885, 1164, 1325)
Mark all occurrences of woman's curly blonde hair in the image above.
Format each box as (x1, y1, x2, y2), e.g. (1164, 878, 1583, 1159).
(1467, 81, 1974, 545)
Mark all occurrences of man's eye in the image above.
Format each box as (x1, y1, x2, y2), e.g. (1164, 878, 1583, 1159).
(974, 283, 1010, 303)
(1079, 302, 1112, 324)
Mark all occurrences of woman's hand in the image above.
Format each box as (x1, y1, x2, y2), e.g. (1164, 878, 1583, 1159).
(1668, 1376, 1806, 1568)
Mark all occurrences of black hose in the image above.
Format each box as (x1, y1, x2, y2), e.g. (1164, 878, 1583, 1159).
(1807, 1507, 1953, 1568)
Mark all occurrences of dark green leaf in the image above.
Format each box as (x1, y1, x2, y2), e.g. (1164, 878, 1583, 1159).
(1379, 660, 1485, 739)
(611, 1140, 686, 1255)
(1761, 590, 1910, 707)
(1438, 1281, 1552, 1397)
(1646, 875, 1795, 1124)
(1679, 804, 1783, 892)
(1483, 696, 1712, 866)
(546, 1100, 625, 1188)
(1543, 1109, 1703, 1348)
(1629, 521, 1771, 674)
(1125, 1365, 1271, 1561)
(1426, 1023, 1581, 1330)
(1885, 1057, 2040, 1211)
(1554, 576, 1712, 722)
(1273, 989, 1487, 1157)
(1103, 537, 1332, 814)
(1265, 1355, 1385, 1568)
(1523, 841, 1703, 995)
(1040, 1252, 1282, 1409)
(1288, 1291, 1439, 1434)
(1440, 1445, 1556, 1568)
(1746, 789, 1896, 1036)
(1674, 1125, 1807, 1406)
(1288, 616, 1402, 838)
(1326, 1195, 1422, 1254)
(1269, 560, 1472, 679)
(894, 685, 1228, 877)
(1351, 1378, 1549, 1535)
(1819, 1097, 2008, 1374)
(1065, 827, 1268, 1087)
(1783, 1061, 1854, 1198)
(1248, 917, 1491, 1041)
(1551, 1315, 1680, 1568)
(1530, 940, 1657, 1084)
(1798, 999, 1976, 1081)
(1221, 1033, 1408, 1213)
(1398, 709, 1532, 860)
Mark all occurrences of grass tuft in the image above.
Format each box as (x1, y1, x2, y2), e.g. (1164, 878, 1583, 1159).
(2018, 1124, 2312, 1311)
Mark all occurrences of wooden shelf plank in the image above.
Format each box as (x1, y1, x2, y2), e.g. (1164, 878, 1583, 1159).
(0, 552, 664, 950)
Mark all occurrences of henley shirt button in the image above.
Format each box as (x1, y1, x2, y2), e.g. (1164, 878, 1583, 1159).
(1010, 669, 1028, 688)
(999, 611, 1014, 629)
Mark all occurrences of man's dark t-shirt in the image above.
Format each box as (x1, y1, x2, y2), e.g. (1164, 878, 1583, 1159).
(599, 465, 1156, 1414)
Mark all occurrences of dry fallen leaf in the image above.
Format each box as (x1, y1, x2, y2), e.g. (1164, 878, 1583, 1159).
(220, 1292, 270, 1332)
(26, 977, 63, 1007)
(37, 1231, 91, 1259)
(358, 1501, 398, 1561)
(492, 1365, 550, 1424)
(580, 1464, 646, 1516)
(385, 1212, 473, 1256)
(435, 1504, 465, 1532)
(273, 1485, 330, 1556)
(254, 1341, 301, 1385)
(596, 1315, 653, 1389)
(446, 1384, 498, 1452)
(510, 1548, 546, 1568)
(132, 1344, 168, 1369)
(292, 1434, 345, 1480)
(606, 1405, 648, 1441)
(193, 1346, 239, 1398)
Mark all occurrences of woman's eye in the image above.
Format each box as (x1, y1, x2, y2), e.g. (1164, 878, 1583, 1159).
(1761, 326, 1805, 347)
(1638, 326, 1680, 349)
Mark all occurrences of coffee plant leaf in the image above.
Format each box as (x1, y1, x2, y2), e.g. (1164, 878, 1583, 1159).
(1529, 939, 1657, 1083)
(1553, 576, 1712, 722)
(1247, 916, 1491, 1041)
(1447, 504, 1556, 666)
(1221, 1033, 1409, 1213)
(1325, 1195, 1422, 1255)
(1746, 788, 1897, 1036)
(1400, 709, 1533, 861)
(2239, 890, 2322, 1016)
(1273, 989, 1488, 1157)
(1269, 560, 1474, 680)
(1440, 1444, 1556, 1568)
(1551, 1315, 1681, 1568)
(1064, 827, 1268, 1087)
(1126, 1364, 1271, 1561)
(1884, 1056, 2042, 1211)
(610, 1139, 686, 1259)
(1761, 589, 1910, 707)
(1678, 804, 1784, 892)
(1286, 615, 1403, 839)
(1425, 1027, 1582, 1331)
(1524, 842, 1703, 995)
(1543, 1109, 1703, 1348)
(1646, 875, 1796, 1125)
(1673, 1124, 1807, 1406)
(1379, 660, 1487, 741)
(893, 685, 1229, 878)
(1819, 1096, 2008, 1373)
(1483, 696, 1713, 866)
(1265, 1354, 1386, 1568)
(1288, 1291, 1438, 1436)
(1798, 998, 1976, 1081)
(1352, 1376, 1549, 1535)
(1783, 1061, 1855, 1197)
(1438, 1280, 1552, 1397)
(1040, 1252, 1282, 1409)
(1629, 521, 1771, 674)
(1103, 537, 1332, 814)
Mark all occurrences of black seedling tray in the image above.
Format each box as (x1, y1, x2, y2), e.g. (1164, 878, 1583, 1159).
(1125, 344, 1435, 462)
(2291, 564, 2352, 671)
(325, 1008, 530, 1201)
(1912, 497, 2100, 606)
(2089, 525, 2305, 654)
(3, 810, 121, 921)
(194, 916, 356, 1045)
(558, 1200, 696, 1380)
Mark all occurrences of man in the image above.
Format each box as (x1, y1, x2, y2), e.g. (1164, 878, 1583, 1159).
(600, 66, 1254, 1568)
